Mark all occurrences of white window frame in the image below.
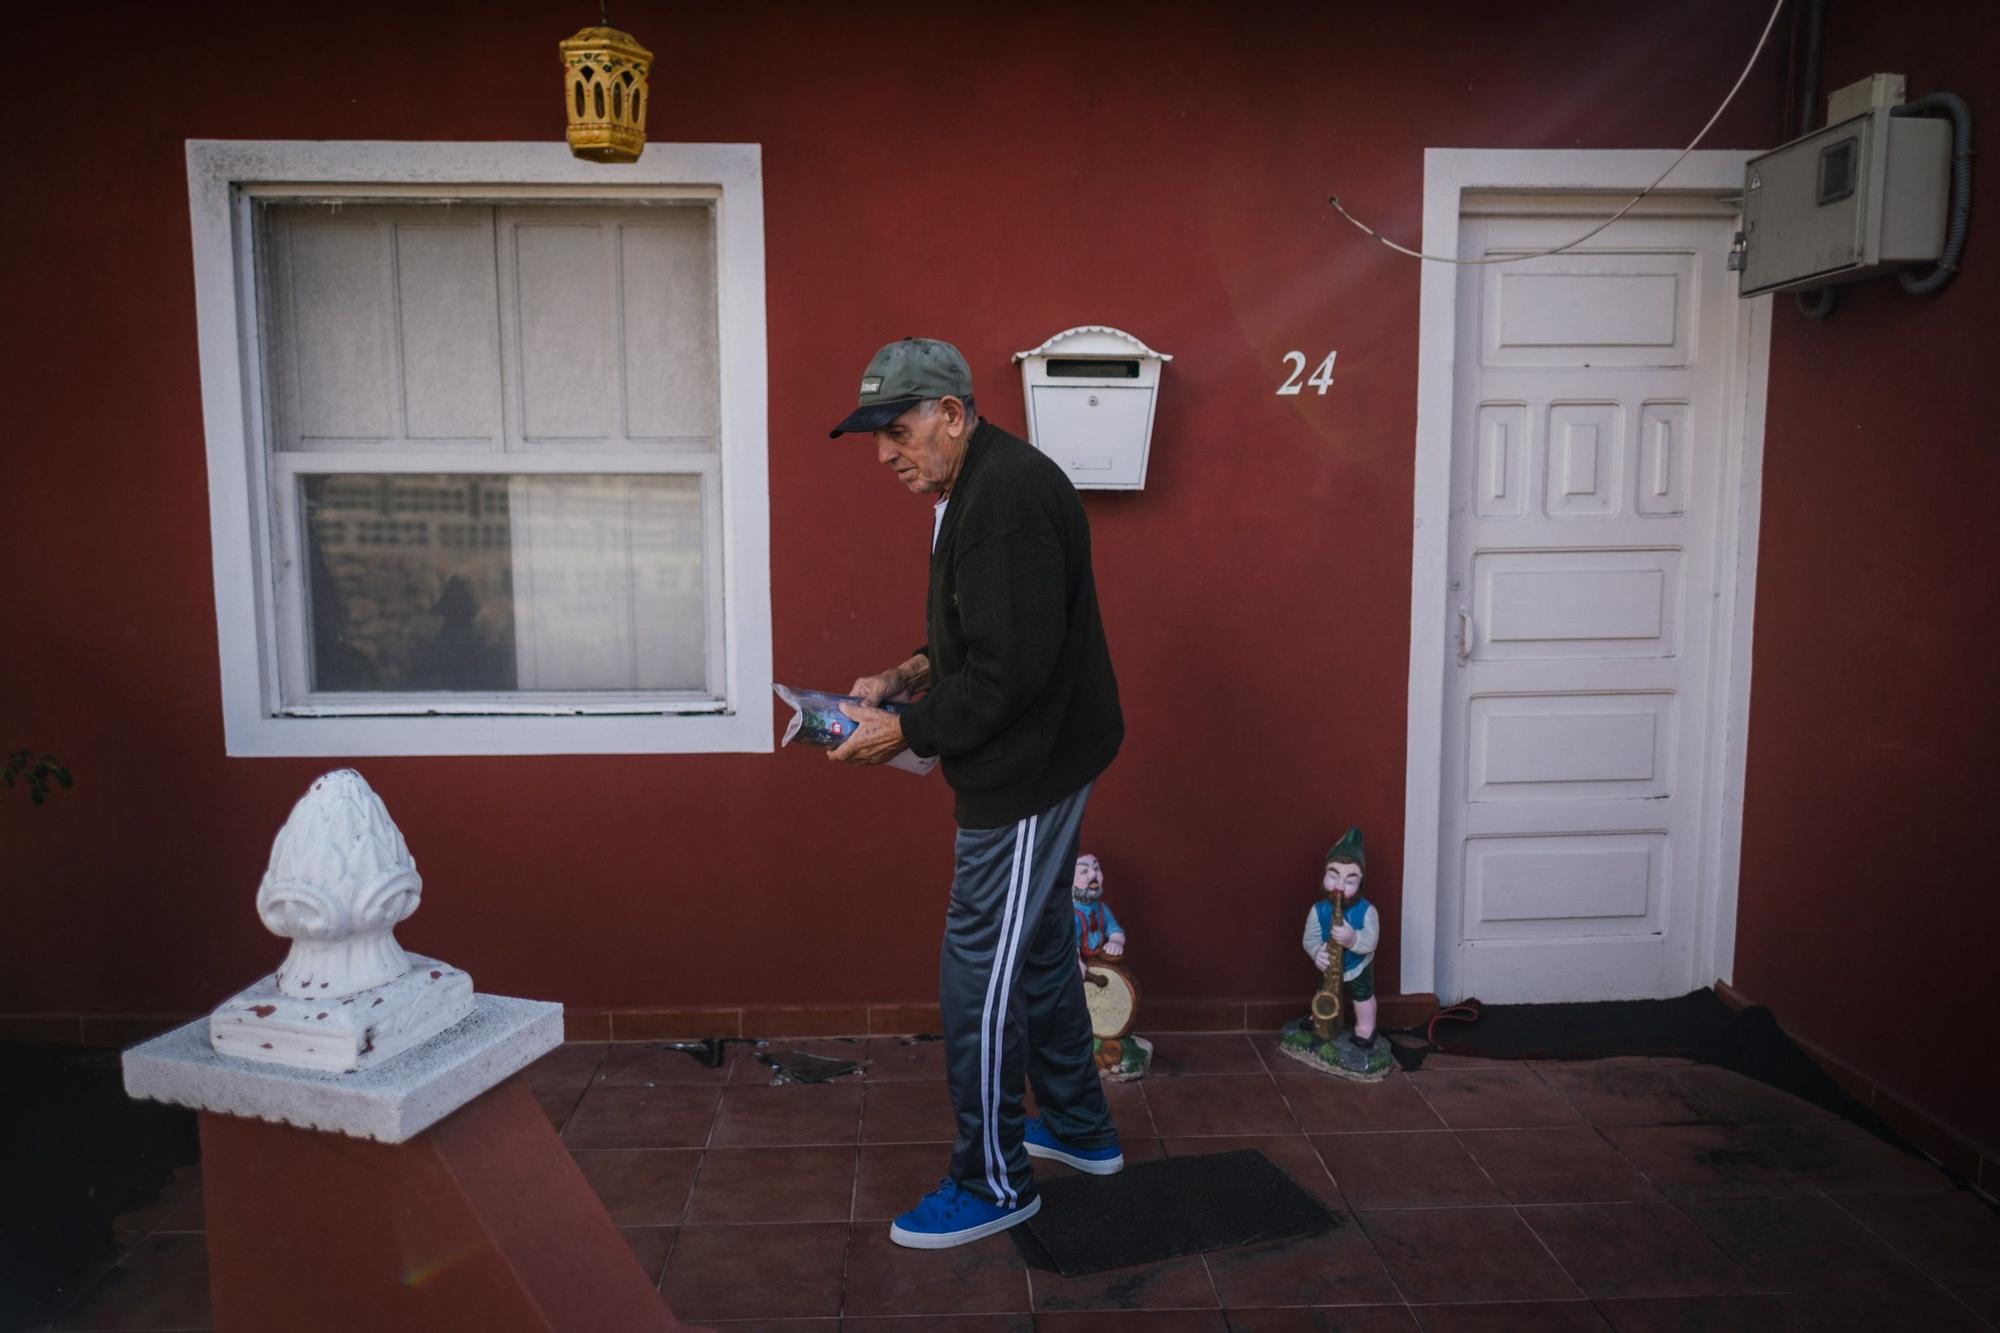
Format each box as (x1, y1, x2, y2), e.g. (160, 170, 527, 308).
(187, 140, 771, 756)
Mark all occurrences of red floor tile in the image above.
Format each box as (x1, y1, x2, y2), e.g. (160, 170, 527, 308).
(1952, 1284, 2000, 1326)
(562, 1084, 722, 1149)
(845, 1317, 1032, 1333)
(660, 1222, 848, 1320)
(1536, 1066, 1724, 1127)
(1457, 1128, 1659, 1204)
(1141, 1075, 1301, 1138)
(1161, 1134, 1341, 1209)
(729, 1037, 870, 1084)
(1223, 1307, 1421, 1332)
(1410, 1302, 1610, 1332)
(1103, 1078, 1160, 1139)
(855, 1143, 953, 1220)
(1037, 1313, 1230, 1332)
(570, 1147, 703, 1225)
(1407, 1068, 1583, 1130)
(1202, 1221, 1401, 1309)
(108, 1163, 201, 1235)
(1358, 1208, 1581, 1304)
(1149, 1033, 1269, 1077)
(1312, 1131, 1503, 1209)
(521, 1040, 608, 1088)
(51, 1233, 212, 1332)
(620, 1225, 675, 1283)
(1665, 1066, 1835, 1124)
(1683, 1195, 1933, 1293)
(860, 1079, 954, 1143)
(708, 1083, 862, 1147)
(1279, 1073, 1445, 1134)
(1600, 1124, 1805, 1200)
(1777, 1287, 1992, 1331)
(596, 1041, 735, 1086)
(864, 1035, 950, 1080)
(1520, 1202, 1756, 1299)
(1744, 1120, 1956, 1196)
(534, 1084, 587, 1132)
(841, 1227, 1029, 1316)
(1592, 1293, 1801, 1332)
(1834, 1189, 2000, 1286)
(683, 1145, 855, 1225)
(1028, 1252, 1219, 1312)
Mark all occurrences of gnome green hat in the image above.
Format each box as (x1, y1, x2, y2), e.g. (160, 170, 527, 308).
(1324, 827, 1366, 873)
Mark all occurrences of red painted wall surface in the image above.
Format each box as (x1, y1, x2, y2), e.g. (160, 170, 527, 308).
(12, 1, 1979, 1148)
(1735, 5, 2000, 1152)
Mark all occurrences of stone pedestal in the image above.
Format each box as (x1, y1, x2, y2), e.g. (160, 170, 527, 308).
(199, 1077, 703, 1333)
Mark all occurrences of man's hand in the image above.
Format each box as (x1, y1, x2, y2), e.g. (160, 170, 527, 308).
(849, 671, 903, 707)
(827, 701, 908, 766)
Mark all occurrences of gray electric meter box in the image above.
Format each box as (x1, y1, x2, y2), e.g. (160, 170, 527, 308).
(1738, 106, 1950, 297)
(1014, 326, 1171, 490)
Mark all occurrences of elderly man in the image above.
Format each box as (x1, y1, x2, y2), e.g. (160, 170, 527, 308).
(828, 337, 1125, 1248)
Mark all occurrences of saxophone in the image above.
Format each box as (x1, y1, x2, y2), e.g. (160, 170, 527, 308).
(1310, 910, 1344, 1042)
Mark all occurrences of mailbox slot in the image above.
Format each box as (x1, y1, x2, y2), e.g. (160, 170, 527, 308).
(1044, 357, 1141, 379)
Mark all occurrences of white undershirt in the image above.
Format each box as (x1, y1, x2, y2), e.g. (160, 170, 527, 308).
(932, 496, 949, 553)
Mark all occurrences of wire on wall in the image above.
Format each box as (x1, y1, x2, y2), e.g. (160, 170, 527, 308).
(1326, 0, 1788, 266)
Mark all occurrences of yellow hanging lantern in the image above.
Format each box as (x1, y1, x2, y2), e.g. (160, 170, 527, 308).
(560, 23, 653, 163)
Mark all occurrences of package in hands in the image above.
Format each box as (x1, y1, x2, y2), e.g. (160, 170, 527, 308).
(773, 684, 938, 775)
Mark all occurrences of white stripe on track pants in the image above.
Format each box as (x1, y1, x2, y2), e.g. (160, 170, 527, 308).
(940, 781, 1116, 1208)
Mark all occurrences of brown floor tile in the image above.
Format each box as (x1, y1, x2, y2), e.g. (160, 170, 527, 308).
(865, 1035, 950, 1080)
(596, 1041, 736, 1086)
(620, 1225, 675, 1283)
(534, 1084, 588, 1132)
(108, 1163, 201, 1235)
(570, 1148, 703, 1225)
(1684, 1196, 1933, 1293)
(1223, 1307, 1421, 1332)
(1162, 1134, 1341, 1209)
(1537, 1066, 1724, 1128)
(1028, 1252, 1218, 1311)
(52, 1233, 212, 1331)
(1104, 1078, 1160, 1139)
(699, 1320, 838, 1332)
(730, 1038, 871, 1085)
(522, 1040, 608, 1088)
(683, 1145, 855, 1225)
(1593, 1294, 1802, 1331)
(1777, 1287, 1991, 1331)
(562, 1084, 722, 1149)
(155, 1188, 204, 1233)
(1358, 1207, 1580, 1304)
(845, 1317, 1032, 1333)
(1203, 1219, 1400, 1308)
(1038, 1313, 1228, 1332)
(1745, 1120, 1956, 1196)
(1280, 1073, 1445, 1134)
(861, 1079, 954, 1144)
(1835, 1190, 2000, 1286)
(1142, 1075, 1301, 1138)
(1458, 1128, 1659, 1204)
(1665, 1066, 1836, 1124)
(855, 1143, 953, 1220)
(1952, 1284, 2000, 1325)
(1149, 1033, 1268, 1077)
(1601, 1124, 1805, 1200)
(1411, 1302, 1610, 1332)
(842, 1227, 1029, 1315)
(660, 1222, 848, 1320)
(1312, 1131, 1503, 1209)
(1408, 1069, 1583, 1130)
(709, 1083, 862, 1148)
(1522, 1202, 1756, 1299)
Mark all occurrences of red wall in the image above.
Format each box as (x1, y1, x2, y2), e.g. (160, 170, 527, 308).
(1735, 4, 2000, 1151)
(16, 0, 1963, 1110)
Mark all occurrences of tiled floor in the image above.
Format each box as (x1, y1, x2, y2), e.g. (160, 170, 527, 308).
(47, 1034, 2000, 1332)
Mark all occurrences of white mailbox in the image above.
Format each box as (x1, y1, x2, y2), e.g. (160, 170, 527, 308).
(1013, 326, 1171, 490)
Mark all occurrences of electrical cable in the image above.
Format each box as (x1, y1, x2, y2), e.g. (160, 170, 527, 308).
(1326, 0, 1788, 266)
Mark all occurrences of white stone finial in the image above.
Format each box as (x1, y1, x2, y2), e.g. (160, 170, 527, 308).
(210, 770, 473, 1073)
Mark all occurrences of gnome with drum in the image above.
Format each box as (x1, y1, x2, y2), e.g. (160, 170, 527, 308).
(1278, 828, 1393, 1081)
(1072, 853, 1151, 1081)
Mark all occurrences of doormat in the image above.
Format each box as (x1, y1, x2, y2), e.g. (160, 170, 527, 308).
(1011, 1148, 1337, 1276)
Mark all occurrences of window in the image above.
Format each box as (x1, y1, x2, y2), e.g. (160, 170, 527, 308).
(188, 143, 771, 756)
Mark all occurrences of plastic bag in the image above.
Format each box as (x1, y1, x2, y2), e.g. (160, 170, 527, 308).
(773, 683, 938, 775)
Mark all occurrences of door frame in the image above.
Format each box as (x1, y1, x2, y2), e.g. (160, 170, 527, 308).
(1399, 148, 1774, 1002)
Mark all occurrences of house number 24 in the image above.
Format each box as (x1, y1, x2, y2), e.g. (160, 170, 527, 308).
(1276, 350, 1338, 396)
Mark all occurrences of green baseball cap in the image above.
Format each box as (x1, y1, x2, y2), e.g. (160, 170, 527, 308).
(828, 337, 974, 437)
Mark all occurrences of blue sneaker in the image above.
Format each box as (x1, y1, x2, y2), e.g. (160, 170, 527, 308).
(1024, 1116, 1124, 1175)
(889, 1179, 1041, 1249)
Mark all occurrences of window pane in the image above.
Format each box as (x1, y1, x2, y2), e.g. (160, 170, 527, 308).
(301, 473, 706, 697)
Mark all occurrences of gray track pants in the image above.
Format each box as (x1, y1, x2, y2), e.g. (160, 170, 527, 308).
(941, 782, 1116, 1208)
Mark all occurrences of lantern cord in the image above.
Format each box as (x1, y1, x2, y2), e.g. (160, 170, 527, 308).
(1326, 0, 1786, 265)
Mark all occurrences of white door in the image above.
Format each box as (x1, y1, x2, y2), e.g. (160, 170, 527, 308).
(1439, 201, 1743, 1002)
